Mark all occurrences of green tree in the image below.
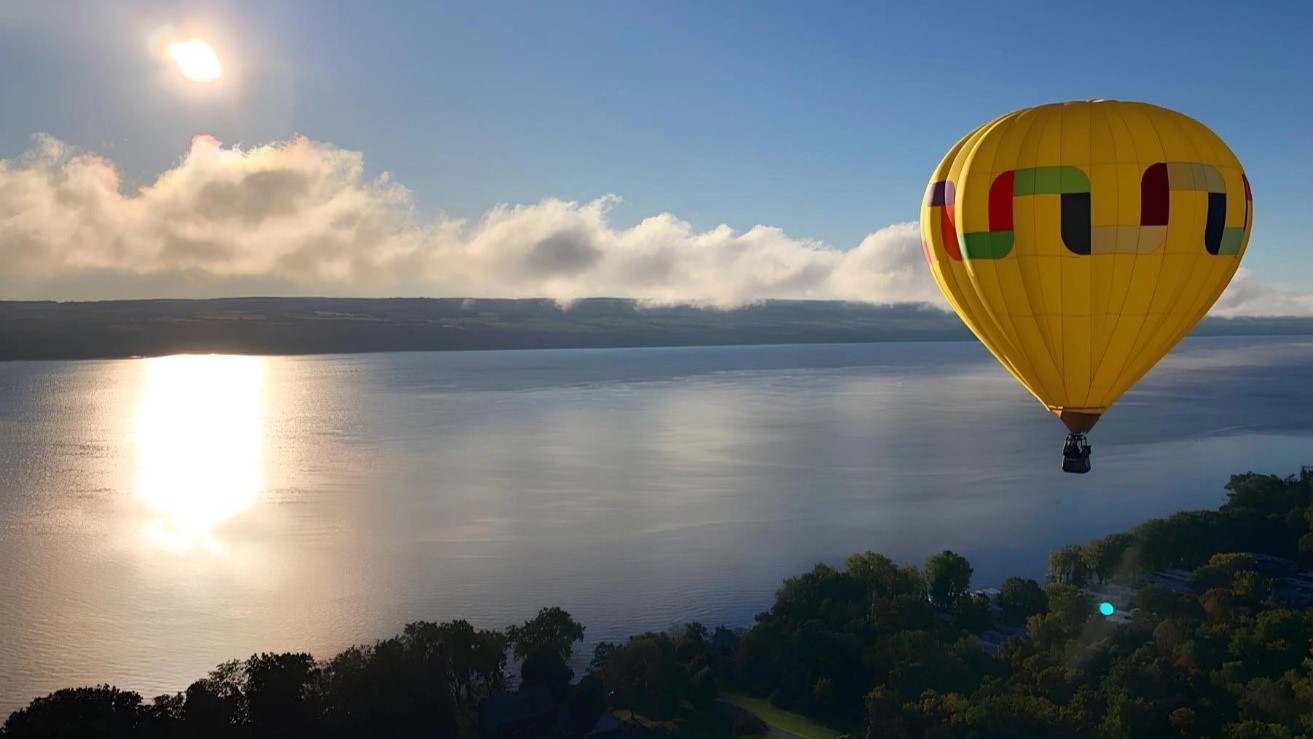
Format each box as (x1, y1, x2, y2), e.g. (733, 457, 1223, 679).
(924, 550, 973, 608)
(1085, 532, 1138, 583)
(1224, 472, 1306, 516)
(1192, 553, 1258, 591)
(769, 563, 865, 627)
(1047, 544, 1092, 586)
(997, 577, 1047, 624)
(846, 551, 917, 597)
(598, 633, 689, 720)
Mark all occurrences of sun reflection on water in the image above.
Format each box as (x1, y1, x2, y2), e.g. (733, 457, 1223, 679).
(133, 355, 266, 553)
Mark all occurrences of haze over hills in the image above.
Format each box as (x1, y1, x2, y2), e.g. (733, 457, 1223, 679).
(1, 298, 1311, 361)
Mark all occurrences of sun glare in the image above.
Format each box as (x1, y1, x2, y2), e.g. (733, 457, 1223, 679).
(167, 38, 222, 81)
(133, 355, 265, 553)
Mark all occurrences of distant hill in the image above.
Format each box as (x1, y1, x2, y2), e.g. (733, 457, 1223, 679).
(0, 297, 1309, 361)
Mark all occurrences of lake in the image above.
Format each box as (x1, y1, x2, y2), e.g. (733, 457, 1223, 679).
(2, 336, 1312, 711)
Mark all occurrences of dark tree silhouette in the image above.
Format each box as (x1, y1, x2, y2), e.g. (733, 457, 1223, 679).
(2, 686, 144, 738)
(506, 606, 585, 662)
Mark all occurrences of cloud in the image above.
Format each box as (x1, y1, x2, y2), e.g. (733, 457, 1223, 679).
(0, 132, 946, 308)
(1210, 267, 1313, 317)
(0, 132, 1306, 317)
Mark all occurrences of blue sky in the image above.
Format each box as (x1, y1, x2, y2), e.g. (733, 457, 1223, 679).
(0, 0, 1309, 307)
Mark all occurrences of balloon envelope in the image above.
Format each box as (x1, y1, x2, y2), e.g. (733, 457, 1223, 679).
(920, 100, 1251, 432)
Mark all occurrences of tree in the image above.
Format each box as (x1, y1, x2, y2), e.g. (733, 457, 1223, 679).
(401, 619, 508, 704)
(2, 686, 145, 738)
(1170, 707, 1197, 737)
(924, 551, 973, 608)
(955, 593, 993, 634)
(520, 652, 573, 705)
(1221, 719, 1294, 739)
(242, 652, 319, 736)
(177, 679, 238, 738)
(676, 622, 710, 665)
(1032, 584, 1094, 644)
(564, 674, 607, 735)
(1224, 473, 1305, 516)
(1085, 533, 1138, 583)
(598, 633, 688, 720)
(1192, 553, 1259, 591)
(847, 551, 919, 598)
(1297, 533, 1313, 569)
(507, 606, 585, 662)
(318, 637, 459, 738)
(690, 667, 717, 712)
(769, 563, 865, 627)
(1233, 570, 1274, 605)
(589, 641, 617, 673)
(864, 686, 908, 739)
(1047, 544, 1092, 587)
(998, 577, 1048, 624)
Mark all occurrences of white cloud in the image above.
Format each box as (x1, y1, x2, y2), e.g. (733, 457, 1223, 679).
(0, 133, 944, 308)
(0, 132, 1305, 317)
(1209, 267, 1313, 317)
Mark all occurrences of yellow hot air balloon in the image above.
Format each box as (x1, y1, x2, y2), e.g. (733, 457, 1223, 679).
(920, 100, 1252, 473)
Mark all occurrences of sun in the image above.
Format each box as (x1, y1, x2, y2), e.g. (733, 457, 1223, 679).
(167, 38, 222, 82)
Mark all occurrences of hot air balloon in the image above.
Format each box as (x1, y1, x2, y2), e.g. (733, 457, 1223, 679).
(919, 100, 1251, 473)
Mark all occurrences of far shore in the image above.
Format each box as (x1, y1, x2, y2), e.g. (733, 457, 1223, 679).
(2, 297, 1310, 362)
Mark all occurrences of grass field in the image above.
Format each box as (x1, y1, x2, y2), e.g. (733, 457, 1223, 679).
(721, 693, 845, 739)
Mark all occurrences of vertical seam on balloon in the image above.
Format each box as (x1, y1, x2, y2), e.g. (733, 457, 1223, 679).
(1055, 104, 1070, 408)
(928, 119, 1032, 389)
(1102, 104, 1173, 402)
(957, 116, 1035, 392)
(922, 133, 973, 328)
(975, 113, 1042, 399)
(1085, 101, 1095, 409)
(1170, 118, 1236, 355)
(1020, 109, 1061, 386)
(1164, 116, 1226, 355)
(1083, 102, 1106, 410)
(1008, 108, 1061, 402)
(1085, 103, 1141, 398)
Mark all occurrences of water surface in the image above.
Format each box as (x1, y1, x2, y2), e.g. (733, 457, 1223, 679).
(2, 337, 1311, 710)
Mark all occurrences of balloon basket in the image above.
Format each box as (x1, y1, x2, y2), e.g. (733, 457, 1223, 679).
(1062, 433, 1092, 474)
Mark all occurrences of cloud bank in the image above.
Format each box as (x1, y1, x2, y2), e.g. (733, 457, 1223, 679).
(0, 133, 938, 308)
(1209, 268, 1313, 318)
(0, 133, 1305, 316)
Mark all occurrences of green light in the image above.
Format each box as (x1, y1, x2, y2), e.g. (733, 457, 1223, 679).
(1099, 601, 1115, 617)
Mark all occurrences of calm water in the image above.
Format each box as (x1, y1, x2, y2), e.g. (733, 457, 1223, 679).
(2, 337, 1312, 710)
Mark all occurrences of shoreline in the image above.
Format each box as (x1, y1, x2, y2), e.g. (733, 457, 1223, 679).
(1, 296, 1310, 363)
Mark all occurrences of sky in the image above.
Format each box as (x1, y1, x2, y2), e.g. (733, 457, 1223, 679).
(1, 0, 1310, 313)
